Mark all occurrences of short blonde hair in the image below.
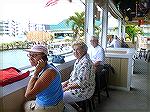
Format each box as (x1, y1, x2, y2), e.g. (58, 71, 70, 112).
(72, 41, 88, 52)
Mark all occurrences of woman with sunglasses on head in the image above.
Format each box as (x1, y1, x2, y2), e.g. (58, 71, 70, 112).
(24, 44, 64, 112)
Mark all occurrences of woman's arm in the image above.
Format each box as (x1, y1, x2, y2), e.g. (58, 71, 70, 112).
(63, 82, 80, 91)
(25, 68, 56, 99)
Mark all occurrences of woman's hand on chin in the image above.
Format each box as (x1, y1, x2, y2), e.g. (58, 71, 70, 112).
(35, 59, 46, 75)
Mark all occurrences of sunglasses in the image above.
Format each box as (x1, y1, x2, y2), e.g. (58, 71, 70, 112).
(27, 53, 42, 58)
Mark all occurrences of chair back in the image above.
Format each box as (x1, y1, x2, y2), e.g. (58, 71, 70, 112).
(95, 68, 108, 90)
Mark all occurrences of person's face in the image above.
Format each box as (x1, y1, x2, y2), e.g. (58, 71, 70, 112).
(90, 38, 98, 47)
(73, 45, 85, 59)
(27, 52, 43, 66)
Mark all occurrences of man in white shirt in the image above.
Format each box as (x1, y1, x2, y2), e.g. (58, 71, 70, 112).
(88, 35, 105, 68)
(108, 35, 121, 48)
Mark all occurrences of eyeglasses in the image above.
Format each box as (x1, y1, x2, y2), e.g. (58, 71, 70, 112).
(27, 53, 42, 58)
(90, 39, 97, 42)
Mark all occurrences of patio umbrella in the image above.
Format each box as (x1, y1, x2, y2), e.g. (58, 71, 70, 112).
(26, 31, 53, 43)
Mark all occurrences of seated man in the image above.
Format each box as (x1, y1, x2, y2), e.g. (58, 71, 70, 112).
(62, 41, 95, 104)
(108, 35, 121, 48)
(88, 35, 105, 72)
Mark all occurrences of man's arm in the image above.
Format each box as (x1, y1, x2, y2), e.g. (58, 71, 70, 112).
(94, 61, 101, 67)
(94, 47, 105, 66)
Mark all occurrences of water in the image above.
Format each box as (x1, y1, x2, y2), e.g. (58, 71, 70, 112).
(0, 47, 72, 70)
(0, 49, 30, 69)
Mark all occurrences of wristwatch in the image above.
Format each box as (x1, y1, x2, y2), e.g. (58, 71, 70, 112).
(31, 75, 39, 79)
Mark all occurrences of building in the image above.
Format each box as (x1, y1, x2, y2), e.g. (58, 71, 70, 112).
(0, 20, 46, 38)
(45, 19, 102, 38)
(0, 20, 16, 37)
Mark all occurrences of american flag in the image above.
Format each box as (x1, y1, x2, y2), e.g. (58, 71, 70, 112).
(45, 0, 59, 7)
(45, 0, 73, 7)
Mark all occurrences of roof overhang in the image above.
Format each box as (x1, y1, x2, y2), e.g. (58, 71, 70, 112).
(95, 0, 123, 19)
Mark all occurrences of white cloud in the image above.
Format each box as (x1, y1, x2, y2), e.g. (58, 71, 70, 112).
(0, 0, 85, 24)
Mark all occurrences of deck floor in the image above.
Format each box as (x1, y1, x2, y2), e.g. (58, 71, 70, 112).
(94, 58, 150, 112)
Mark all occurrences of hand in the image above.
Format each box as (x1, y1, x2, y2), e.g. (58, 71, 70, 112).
(62, 82, 72, 91)
(63, 83, 73, 91)
(62, 81, 69, 88)
(63, 86, 70, 92)
(34, 59, 46, 76)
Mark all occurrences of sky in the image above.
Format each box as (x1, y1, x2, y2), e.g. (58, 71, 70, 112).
(0, 0, 85, 24)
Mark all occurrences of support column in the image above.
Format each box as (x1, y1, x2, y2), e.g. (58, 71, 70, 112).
(122, 19, 126, 41)
(118, 18, 122, 39)
(101, 1, 108, 49)
(85, 0, 94, 47)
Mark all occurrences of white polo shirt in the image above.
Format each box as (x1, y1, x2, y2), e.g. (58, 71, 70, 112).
(109, 38, 121, 48)
(88, 45, 105, 65)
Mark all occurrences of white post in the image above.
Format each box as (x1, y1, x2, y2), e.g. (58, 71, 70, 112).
(118, 18, 122, 39)
(85, 0, 94, 47)
(122, 20, 126, 41)
(101, 1, 108, 49)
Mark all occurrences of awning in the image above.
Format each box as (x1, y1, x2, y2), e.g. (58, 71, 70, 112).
(96, 0, 123, 19)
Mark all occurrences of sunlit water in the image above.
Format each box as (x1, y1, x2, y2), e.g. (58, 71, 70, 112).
(0, 49, 30, 69)
(0, 47, 72, 69)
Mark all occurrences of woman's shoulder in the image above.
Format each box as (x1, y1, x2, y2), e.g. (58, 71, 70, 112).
(42, 68, 57, 78)
(80, 54, 92, 65)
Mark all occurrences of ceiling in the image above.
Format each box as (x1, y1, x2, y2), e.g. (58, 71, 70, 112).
(112, 0, 150, 25)
(79, 0, 150, 25)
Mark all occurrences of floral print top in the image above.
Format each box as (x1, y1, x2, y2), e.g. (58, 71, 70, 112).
(68, 54, 95, 99)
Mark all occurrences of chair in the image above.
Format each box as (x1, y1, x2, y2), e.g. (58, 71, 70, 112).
(73, 96, 95, 112)
(138, 48, 147, 59)
(94, 67, 109, 103)
(146, 50, 150, 62)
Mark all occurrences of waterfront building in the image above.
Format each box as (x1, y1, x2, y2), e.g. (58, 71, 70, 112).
(0, 20, 16, 37)
(45, 19, 102, 38)
(0, 20, 46, 38)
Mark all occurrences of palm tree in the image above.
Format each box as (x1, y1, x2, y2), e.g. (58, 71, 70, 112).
(125, 25, 143, 44)
(66, 11, 100, 40)
(66, 12, 85, 39)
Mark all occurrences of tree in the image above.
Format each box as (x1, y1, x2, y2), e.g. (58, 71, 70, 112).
(66, 12, 85, 39)
(125, 25, 143, 44)
(66, 11, 100, 40)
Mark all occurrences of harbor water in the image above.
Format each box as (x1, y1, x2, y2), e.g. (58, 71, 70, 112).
(0, 49, 30, 69)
